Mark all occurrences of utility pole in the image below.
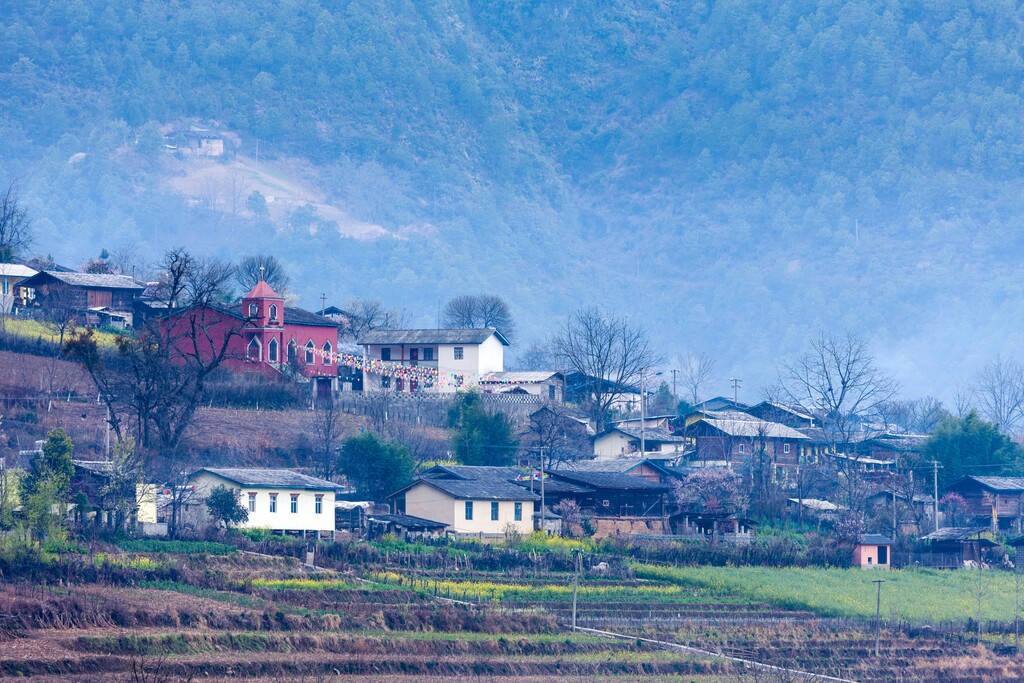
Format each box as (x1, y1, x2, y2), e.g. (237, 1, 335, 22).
(640, 370, 646, 456)
(729, 377, 742, 404)
(538, 447, 547, 534)
(671, 368, 678, 411)
(932, 460, 942, 532)
(872, 579, 885, 657)
(320, 293, 327, 317)
(572, 550, 582, 631)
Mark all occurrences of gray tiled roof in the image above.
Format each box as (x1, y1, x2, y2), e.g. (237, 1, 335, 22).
(416, 477, 540, 501)
(283, 306, 338, 327)
(357, 328, 510, 346)
(605, 426, 688, 443)
(962, 476, 1024, 492)
(199, 468, 340, 490)
(920, 526, 991, 541)
(550, 470, 668, 491)
(424, 465, 522, 481)
(858, 534, 893, 545)
(696, 412, 809, 440)
(39, 271, 145, 289)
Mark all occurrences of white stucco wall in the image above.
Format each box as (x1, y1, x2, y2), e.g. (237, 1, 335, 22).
(188, 472, 336, 533)
(476, 335, 505, 374)
(361, 333, 505, 393)
(593, 431, 635, 459)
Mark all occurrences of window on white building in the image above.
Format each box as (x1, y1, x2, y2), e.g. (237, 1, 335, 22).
(454, 347, 464, 360)
(269, 493, 278, 513)
(490, 502, 499, 520)
(290, 494, 299, 513)
(381, 347, 391, 361)
(248, 492, 256, 513)
(465, 501, 473, 520)
(315, 495, 323, 514)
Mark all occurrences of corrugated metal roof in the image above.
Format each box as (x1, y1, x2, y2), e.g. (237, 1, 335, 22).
(198, 468, 340, 490)
(357, 328, 510, 346)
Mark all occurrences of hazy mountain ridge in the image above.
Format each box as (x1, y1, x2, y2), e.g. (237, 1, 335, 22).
(3, 0, 1024, 396)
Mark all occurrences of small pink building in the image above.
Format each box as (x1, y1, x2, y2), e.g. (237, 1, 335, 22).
(854, 533, 893, 569)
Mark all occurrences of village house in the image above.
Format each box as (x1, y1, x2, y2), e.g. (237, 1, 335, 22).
(356, 328, 509, 394)
(389, 466, 537, 539)
(70, 460, 157, 531)
(0, 263, 36, 313)
(181, 468, 341, 538)
(592, 425, 689, 459)
(539, 470, 671, 537)
(479, 370, 564, 402)
(943, 476, 1024, 532)
(679, 410, 809, 480)
(19, 271, 144, 327)
(165, 278, 341, 399)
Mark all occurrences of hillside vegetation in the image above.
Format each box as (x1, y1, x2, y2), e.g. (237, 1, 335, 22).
(3, 1, 1024, 392)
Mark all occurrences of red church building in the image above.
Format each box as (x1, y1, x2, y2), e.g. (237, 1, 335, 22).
(169, 279, 341, 397)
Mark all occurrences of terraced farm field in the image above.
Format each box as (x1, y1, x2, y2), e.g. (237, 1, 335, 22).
(3, 540, 1024, 682)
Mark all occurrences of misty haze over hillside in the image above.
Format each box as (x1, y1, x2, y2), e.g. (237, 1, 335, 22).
(3, 1, 1024, 401)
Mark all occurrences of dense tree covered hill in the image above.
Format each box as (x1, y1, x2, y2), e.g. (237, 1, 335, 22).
(3, 0, 1024, 395)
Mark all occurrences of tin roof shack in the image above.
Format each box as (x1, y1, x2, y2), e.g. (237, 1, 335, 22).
(854, 533, 893, 569)
(944, 476, 1024, 532)
(542, 470, 670, 538)
(919, 527, 997, 568)
(676, 512, 756, 544)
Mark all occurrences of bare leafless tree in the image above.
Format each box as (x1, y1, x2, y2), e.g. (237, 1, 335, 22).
(441, 294, 516, 341)
(954, 385, 975, 418)
(110, 242, 147, 281)
(776, 333, 898, 510)
(309, 397, 345, 480)
(0, 181, 32, 263)
(974, 356, 1024, 434)
(345, 298, 409, 335)
(551, 307, 659, 431)
(236, 254, 290, 294)
(523, 405, 591, 468)
(677, 351, 717, 406)
(227, 171, 250, 218)
(65, 249, 244, 537)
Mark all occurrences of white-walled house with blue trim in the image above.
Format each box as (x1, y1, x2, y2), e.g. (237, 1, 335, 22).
(181, 468, 341, 537)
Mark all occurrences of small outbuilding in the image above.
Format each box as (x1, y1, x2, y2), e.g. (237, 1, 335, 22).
(854, 533, 893, 569)
(366, 513, 448, 541)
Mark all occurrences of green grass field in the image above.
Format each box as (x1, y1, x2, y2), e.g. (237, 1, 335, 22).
(634, 562, 1022, 622)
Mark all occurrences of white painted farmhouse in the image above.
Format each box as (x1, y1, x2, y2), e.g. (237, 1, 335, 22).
(183, 468, 340, 537)
(356, 328, 509, 393)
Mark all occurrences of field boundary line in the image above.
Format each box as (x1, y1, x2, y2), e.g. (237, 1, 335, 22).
(574, 625, 859, 683)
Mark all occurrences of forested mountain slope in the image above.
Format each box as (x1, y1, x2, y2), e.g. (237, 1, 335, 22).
(2, 0, 1024, 395)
